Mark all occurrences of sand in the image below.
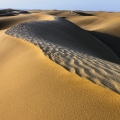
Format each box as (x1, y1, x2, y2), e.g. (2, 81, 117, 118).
(0, 9, 120, 119)
(0, 12, 54, 30)
(6, 17, 120, 93)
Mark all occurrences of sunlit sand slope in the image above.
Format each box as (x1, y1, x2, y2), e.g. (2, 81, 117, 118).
(0, 32, 120, 120)
(6, 17, 120, 94)
(0, 13, 54, 30)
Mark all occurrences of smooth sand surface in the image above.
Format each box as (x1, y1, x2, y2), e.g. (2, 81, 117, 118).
(1, 9, 120, 119)
(0, 32, 120, 120)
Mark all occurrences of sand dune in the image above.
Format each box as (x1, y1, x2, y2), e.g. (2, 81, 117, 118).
(0, 13, 54, 30)
(0, 31, 120, 120)
(84, 17, 120, 36)
(40, 10, 77, 17)
(6, 17, 119, 63)
(6, 17, 120, 93)
(63, 11, 120, 59)
(1, 9, 120, 119)
(66, 15, 99, 28)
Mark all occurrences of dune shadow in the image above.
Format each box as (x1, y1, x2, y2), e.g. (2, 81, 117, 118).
(0, 9, 30, 17)
(90, 31, 120, 59)
(73, 11, 94, 16)
(0, 9, 13, 14)
(61, 17, 66, 19)
(0, 13, 17, 16)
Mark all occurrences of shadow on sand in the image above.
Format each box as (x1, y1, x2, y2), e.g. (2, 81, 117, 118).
(90, 31, 120, 59)
(74, 11, 93, 16)
(0, 9, 30, 17)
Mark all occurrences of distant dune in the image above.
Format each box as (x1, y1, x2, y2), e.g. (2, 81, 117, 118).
(0, 9, 120, 120)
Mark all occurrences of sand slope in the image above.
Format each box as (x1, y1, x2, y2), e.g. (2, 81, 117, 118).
(0, 32, 120, 120)
(6, 17, 120, 63)
(64, 11, 120, 59)
(0, 13, 54, 30)
(33, 10, 120, 59)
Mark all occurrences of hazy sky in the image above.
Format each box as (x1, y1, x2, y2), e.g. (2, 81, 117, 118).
(0, 0, 120, 11)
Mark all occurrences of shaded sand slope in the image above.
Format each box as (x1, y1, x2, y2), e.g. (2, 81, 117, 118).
(6, 17, 120, 94)
(84, 18, 120, 58)
(6, 17, 119, 63)
(73, 11, 94, 16)
(63, 11, 120, 59)
(84, 17, 120, 58)
(34, 10, 120, 59)
(1, 32, 120, 120)
(7, 9, 120, 57)
(90, 31, 120, 59)
(0, 13, 54, 30)
(0, 9, 29, 16)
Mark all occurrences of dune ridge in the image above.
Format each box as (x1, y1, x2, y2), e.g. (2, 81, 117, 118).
(6, 17, 120, 94)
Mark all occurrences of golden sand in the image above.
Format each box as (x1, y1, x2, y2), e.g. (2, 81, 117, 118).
(0, 13, 54, 30)
(0, 32, 120, 120)
(5, 16, 120, 93)
(0, 9, 120, 119)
